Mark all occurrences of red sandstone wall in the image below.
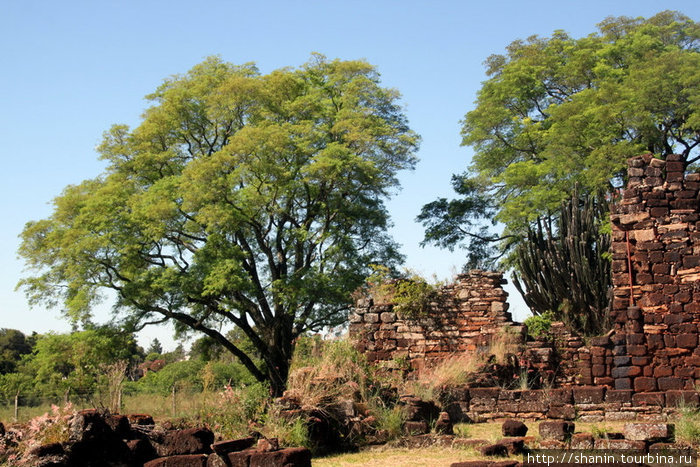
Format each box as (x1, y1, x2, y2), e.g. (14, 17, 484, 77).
(608, 153, 700, 392)
(349, 271, 524, 371)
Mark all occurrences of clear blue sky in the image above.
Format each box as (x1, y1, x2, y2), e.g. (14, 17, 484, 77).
(1, 1, 697, 350)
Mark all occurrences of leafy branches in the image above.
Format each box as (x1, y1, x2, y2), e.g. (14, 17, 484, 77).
(17, 55, 419, 395)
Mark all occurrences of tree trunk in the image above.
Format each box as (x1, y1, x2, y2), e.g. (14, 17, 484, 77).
(13, 391, 19, 422)
(268, 349, 291, 397)
(171, 384, 176, 417)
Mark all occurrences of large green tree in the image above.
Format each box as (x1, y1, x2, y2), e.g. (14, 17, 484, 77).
(419, 11, 699, 267)
(18, 55, 419, 395)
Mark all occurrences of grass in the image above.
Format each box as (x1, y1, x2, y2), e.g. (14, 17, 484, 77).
(405, 328, 523, 401)
(675, 405, 700, 445)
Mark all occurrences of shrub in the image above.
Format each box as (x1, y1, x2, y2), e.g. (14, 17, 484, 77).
(199, 382, 270, 439)
(363, 265, 441, 318)
(135, 360, 205, 395)
(524, 311, 555, 339)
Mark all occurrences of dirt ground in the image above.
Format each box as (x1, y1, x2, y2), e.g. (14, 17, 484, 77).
(313, 420, 633, 467)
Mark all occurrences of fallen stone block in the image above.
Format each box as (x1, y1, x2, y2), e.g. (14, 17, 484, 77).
(156, 427, 214, 457)
(502, 419, 528, 437)
(211, 437, 256, 455)
(538, 421, 574, 441)
(403, 420, 429, 435)
(435, 411, 453, 435)
(593, 438, 646, 451)
(479, 443, 508, 457)
(496, 437, 525, 455)
(570, 433, 594, 450)
(249, 447, 311, 467)
(128, 413, 155, 426)
(623, 423, 674, 442)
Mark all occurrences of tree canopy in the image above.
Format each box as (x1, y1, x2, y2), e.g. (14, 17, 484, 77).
(18, 55, 419, 395)
(419, 11, 700, 268)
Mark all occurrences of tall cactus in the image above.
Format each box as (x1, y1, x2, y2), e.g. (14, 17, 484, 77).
(513, 189, 611, 336)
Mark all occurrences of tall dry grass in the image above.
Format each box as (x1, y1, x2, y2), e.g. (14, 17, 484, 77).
(405, 328, 521, 400)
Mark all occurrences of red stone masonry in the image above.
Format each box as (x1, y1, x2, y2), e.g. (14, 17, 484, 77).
(609, 153, 700, 393)
(349, 271, 525, 371)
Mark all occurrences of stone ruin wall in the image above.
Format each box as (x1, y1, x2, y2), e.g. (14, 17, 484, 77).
(350, 153, 700, 413)
(349, 271, 586, 385)
(582, 153, 700, 393)
(349, 271, 523, 372)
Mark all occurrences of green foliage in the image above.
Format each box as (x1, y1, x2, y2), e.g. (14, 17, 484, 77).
(374, 405, 404, 439)
(420, 11, 700, 267)
(190, 336, 224, 362)
(0, 329, 35, 375)
(524, 311, 555, 339)
(453, 423, 471, 438)
(17, 54, 419, 395)
(28, 328, 142, 398)
(147, 338, 163, 355)
(200, 360, 256, 392)
(0, 372, 33, 405)
(513, 190, 611, 336)
(199, 382, 270, 439)
(365, 265, 440, 318)
(136, 359, 205, 395)
(674, 403, 700, 445)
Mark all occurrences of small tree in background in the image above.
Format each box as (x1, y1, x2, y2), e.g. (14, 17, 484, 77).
(147, 338, 163, 355)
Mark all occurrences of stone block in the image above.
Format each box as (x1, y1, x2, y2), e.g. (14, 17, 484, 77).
(249, 447, 311, 467)
(606, 389, 633, 404)
(495, 438, 525, 455)
(623, 423, 674, 442)
(570, 433, 594, 450)
(665, 390, 699, 407)
(211, 438, 255, 455)
(677, 334, 697, 348)
(573, 386, 605, 404)
(479, 443, 508, 457)
(380, 312, 396, 323)
(634, 377, 657, 392)
(614, 378, 632, 390)
(538, 421, 574, 441)
(546, 388, 573, 405)
(632, 392, 665, 406)
(658, 377, 684, 391)
(155, 428, 214, 457)
(547, 404, 575, 420)
(501, 419, 528, 437)
(593, 439, 647, 451)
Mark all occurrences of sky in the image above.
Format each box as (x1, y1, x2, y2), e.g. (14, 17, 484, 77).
(1, 1, 698, 351)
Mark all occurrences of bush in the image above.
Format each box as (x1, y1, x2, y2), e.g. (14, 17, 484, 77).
(135, 360, 205, 395)
(200, 360, 256, 392)
(199, 382, 270, 439)
(524, 311, 555, 339)
(363, 265, 441, 318)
